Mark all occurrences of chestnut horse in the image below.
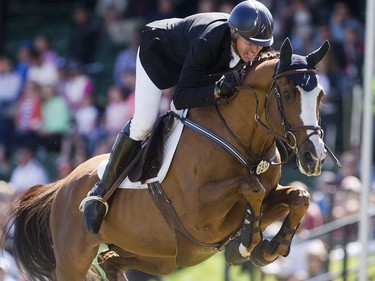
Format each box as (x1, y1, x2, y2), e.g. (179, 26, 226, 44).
(3, 39, 331, 281)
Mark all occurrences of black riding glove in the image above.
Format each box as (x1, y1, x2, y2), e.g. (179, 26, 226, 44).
(215, 73, 237, 103)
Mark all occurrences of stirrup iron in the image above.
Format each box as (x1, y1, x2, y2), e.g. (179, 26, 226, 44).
(79, 195, 109, 216)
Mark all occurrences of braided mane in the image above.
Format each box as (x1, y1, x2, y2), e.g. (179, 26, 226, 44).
(253, 49, 280, 66)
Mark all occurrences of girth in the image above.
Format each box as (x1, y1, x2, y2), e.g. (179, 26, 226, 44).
(148, 181, 241, 267)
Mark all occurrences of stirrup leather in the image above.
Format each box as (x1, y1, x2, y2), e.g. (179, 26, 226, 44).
(79, 195, 109, 216)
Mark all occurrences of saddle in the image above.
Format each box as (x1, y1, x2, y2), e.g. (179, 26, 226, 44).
(128, 112, 175, 183)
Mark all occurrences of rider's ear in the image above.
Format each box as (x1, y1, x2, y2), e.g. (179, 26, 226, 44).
(306, 40, 330, 66)
(279, 38, 292, 68)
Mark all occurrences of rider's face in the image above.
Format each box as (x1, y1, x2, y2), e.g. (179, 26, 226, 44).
(235, 36, 263, 63)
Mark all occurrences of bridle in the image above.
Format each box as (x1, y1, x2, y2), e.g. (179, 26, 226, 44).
(264, 66, 323, 152)
(232, 62, 341, 168)
(231, 63, 323, 163)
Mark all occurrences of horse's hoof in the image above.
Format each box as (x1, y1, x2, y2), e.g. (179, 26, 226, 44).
(225, 237, 249, 266)
(249, 240, 277, 267)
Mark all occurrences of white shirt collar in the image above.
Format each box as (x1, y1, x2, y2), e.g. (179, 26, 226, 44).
(229, 44, 241, 68)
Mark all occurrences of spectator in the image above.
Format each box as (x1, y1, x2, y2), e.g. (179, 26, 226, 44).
(0, 181, 20, 280)
(316, 57, 340, 162)
(312, 171, 337, 223)
(33, 34, 59, 66)
(289, 0, 314, 54)
(62, 60, 94, 111)
(15, 40, 32, 88)
(0, 55, 22, 103)
(0, 54, 22, 148)
(104, 85, 132, 142)
(0, 144, 11, 181)
(14, 81, 43, 149)
(100, 4, 144, 48)
(196, 0, 217, 13)
(66, 2, 101, 66)
(55, 154, 74, 179)
(342, 25, 364, 81)
(146, 0, 179, 22)
(329, 2, 363, 44)
(27, 48, 59, 86)
(0, 180, 16, 214)
(60, 126, 88, 169)
(113, 28, 140, 91)
(337, 149, 360, 182)
(74, 96, 100, 156)
(55, 57, 69, 97)
(339, 175, 361, 217)
(122, 0, 154, 20)
(9, 145, 49, 194)
(218, 0, 236, 13)
(306, 239, 329, 278)
(95, 0, 127, 18)
(39, 85, 71, 153)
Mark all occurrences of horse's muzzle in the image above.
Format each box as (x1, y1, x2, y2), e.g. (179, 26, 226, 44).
(296, 139, 326, 176)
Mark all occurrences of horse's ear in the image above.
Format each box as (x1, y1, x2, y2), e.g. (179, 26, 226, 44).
(279, 38, 293, 67)
(306, 40, 330, 66)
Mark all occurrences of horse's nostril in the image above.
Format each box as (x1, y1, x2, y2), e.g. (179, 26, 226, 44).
(304, 152, 314, 164)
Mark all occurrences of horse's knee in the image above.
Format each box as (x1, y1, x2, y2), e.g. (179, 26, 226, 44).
(287, 186, 310, 211)
(239, 176, 266, 201)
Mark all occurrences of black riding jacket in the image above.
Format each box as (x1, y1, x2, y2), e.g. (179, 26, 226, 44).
(139, 12, 245, 110)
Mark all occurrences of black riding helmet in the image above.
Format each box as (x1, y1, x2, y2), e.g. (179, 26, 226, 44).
(228, 0, 274, 47)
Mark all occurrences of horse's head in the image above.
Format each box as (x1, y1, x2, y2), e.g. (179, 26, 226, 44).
(268, 38, 330, 176)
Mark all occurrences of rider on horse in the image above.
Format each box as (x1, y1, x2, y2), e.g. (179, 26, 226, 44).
(81, 0, 275, 234)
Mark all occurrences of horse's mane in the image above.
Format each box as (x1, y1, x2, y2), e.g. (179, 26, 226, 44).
(240, 49, 279, 79)
(252, 48, 280, 67)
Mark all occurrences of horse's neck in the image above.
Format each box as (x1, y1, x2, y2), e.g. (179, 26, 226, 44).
(186, 60, 277, 162)
(226, 61, 277, 159)
(230, 88, 276, 159)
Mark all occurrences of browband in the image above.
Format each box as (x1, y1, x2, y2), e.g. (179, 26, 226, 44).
(275, 68, 317, 79)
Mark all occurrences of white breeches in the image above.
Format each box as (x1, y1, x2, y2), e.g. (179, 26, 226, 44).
(129, 48, 163, 141)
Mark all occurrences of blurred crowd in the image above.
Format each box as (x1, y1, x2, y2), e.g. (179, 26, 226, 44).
(0, 0, 367, 280)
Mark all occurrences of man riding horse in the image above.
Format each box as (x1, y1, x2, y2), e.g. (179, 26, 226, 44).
(81, 0, 275, 234)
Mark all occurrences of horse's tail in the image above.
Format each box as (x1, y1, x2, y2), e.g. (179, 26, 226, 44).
(3, 182, 59, 281)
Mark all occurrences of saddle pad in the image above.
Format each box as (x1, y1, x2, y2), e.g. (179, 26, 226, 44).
(97, 113, 185, 189)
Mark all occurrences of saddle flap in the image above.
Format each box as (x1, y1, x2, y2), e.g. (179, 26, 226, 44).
(128, 113, 175, 183)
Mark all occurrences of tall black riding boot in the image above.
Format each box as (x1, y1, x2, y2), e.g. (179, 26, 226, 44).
(80, 123, 141, 234)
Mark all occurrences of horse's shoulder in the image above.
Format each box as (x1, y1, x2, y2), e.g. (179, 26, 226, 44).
(70, 154, 109, 179)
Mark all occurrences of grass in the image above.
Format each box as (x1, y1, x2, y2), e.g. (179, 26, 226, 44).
(94, 245, 375, 281)
(162, 253, 375, 281)
(162, 252, 273, 281)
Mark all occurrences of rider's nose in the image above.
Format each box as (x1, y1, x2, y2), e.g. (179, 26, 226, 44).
(248, 46, 260, 56)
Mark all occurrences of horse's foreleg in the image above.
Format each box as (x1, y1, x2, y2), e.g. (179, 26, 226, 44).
(238, 176, 266, 251)
(203, 175, 266, 266)
(250, 184, 310, 266)
(199, 174, 266, 241)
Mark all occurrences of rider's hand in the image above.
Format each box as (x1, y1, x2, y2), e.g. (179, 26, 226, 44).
(215, 74, 237, 101)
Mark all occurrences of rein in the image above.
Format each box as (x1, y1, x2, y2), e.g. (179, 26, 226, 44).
(169, 111, 264, 174)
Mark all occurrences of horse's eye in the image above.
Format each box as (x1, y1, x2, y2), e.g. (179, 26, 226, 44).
(282, 91, 292, 100)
